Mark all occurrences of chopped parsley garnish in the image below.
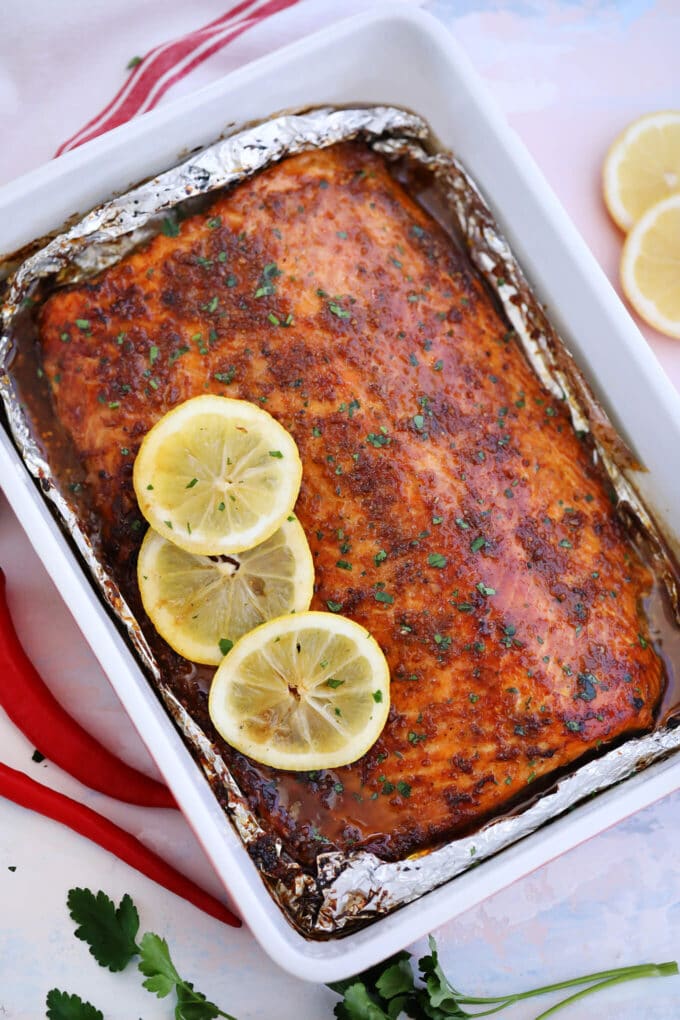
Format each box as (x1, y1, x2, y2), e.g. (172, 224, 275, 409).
(214, 368, 235, 384)
(470, 535, 486, 553)
(185, 478, 198, 489)
(161, 217, 179, 237)
(374, 549, 387, 565)
(149, 345, 159, 365)
(168, 345, 190, 365)
(374, 590, 394, 605)
(326, 678, 345, 689)
(328, 301, 351, 319)
(576, 673, 598, 702)
(428, 553, 447, 568)
(269, 450, 283, 458)
(254, 262, 282, 298)
(336, 560, 352, 571)
(326, 600, 343, 613)
(366, 432, 390, 448)
(75, 319, 90, 331)
(218, 638, 233, 656)
(372, 690, 383, 703)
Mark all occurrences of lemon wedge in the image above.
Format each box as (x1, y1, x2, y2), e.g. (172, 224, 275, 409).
(620, 193, 680, 339)
(208, 611, 390, 771)
(603, 110, 680, 231)
(137, 516, 314, 665)
(133, 395, 302, 555)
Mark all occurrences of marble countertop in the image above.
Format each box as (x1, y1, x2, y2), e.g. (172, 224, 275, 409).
(1, 2, 679, 1017)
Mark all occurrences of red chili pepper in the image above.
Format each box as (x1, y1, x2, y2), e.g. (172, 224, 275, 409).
(0, 762, 240, 927)
(0, 568, 175, 809)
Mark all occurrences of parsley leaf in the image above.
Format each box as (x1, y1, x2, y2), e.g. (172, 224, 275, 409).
(138, 933, 236, 1019)
(45, 989, 104, 1020)
(67, 889, 139, 972)
(175, 980, 222, 1019)
(333, 982, 392, 1019)
(375, 959, 415, 1001)
(138, 932, 182, 997)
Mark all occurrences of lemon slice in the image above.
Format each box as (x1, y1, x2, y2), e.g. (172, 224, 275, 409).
(137, 516, 314, 665)
(133, 395, 302, 555)
(208, 611, 390, 771)
(620, 193, 680, 339)
(603, 111, 680, 231)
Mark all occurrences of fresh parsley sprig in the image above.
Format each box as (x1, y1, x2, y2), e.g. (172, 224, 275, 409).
(329, 936, 678, 1019)
(46, 888, 677, 1019)
(68, 888, 139, 971)
(47, 888, 236, 1019)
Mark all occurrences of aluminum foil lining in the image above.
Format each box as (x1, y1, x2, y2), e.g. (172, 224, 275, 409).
(2, 105, 679, 939)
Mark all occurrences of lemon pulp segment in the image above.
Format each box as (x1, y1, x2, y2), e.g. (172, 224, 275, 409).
(137, 516, 314, 665)
(208, 611, 391, 770)
(620, 193, 680, 338)
(133, 395, 302, 555)
(603, 110, 680, 231)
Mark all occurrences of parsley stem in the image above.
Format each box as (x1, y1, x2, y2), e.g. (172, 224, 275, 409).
(455, 961, 678, 1006)
(533, 965, 678, 1019)
(177, 978, 238, 1020)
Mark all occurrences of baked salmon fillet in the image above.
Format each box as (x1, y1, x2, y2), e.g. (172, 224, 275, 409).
(39, 141, 664, 865)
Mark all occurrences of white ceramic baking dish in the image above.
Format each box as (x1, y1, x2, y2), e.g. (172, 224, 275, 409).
(1, 7, 679, 983)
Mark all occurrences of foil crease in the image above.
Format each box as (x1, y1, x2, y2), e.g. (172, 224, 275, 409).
(1, 105, 679, 939)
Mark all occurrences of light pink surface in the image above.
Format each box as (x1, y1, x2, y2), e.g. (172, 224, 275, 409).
(1, 2, 679, 1017)
(446, 0, 680, 391)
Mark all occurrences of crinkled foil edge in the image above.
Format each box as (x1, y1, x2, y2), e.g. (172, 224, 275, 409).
(1, 106, 679, 939)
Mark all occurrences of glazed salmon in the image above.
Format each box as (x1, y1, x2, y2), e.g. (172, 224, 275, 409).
(39, 142, 664, 865)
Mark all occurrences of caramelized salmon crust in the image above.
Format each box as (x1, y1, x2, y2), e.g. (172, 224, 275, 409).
(40, 141, 664, 866)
